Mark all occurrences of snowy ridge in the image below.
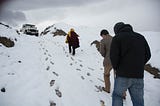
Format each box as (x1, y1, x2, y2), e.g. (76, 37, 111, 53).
(0, 22, 18, 40)
(0, 23, 160, 106)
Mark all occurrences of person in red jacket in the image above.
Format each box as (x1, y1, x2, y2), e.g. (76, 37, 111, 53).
(65, 28, 80, 55)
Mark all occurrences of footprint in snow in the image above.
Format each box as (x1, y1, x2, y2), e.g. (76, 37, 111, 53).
(8, 73, 15, 75)
(45, 57, 49, 61)
(87, 72, 91, 76)
(76, 68, 81, 71)
(79, 64, 83, 67)
(50, 80, 55, 87)
(70, 63, 73, 66)
(65, 51, 67, 54)
(81, 76, 85, 80)
(55, 88, 62, 98)
(87, 67, 94, 71)
(78, 59, 82, 62)
(97, 78, 104, 83)
(89, 80, 93, 83)
(53, 72, 59, 76)
(45, 49, 48, 52)
(70, 57, 74, 61)
(95, 85, 103, 92)
(50, 61, 54, 65)
(46, 66, 50, 71)
(50, 101, 56, 106)
(100, 100, 105, 106)
(62, 47, 65, 51)
(48, 54, 52, 57)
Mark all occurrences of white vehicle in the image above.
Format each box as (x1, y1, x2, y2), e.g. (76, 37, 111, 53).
(20, 24, 39, 36)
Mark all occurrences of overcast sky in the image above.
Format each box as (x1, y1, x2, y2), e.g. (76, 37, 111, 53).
(0, 0, 160, 32)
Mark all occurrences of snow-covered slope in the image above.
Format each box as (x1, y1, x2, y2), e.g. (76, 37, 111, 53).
(0, 23, 160, 106)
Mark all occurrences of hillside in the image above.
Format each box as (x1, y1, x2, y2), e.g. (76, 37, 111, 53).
(0, 23, 160, 106)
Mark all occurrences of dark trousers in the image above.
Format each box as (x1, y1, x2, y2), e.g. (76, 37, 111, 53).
(69, 44, 75, 55)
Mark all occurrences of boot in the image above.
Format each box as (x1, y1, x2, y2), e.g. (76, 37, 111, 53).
(102, 87, 110, 93)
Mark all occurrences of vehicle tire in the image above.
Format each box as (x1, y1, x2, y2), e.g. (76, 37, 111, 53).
(36, 33, 39, 36)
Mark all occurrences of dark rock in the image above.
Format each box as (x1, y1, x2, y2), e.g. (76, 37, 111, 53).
(0, 36, 15, 47)
(1, 87, 5, 92)
(52, 29, 67, 37)
(0, 22, 11, 29)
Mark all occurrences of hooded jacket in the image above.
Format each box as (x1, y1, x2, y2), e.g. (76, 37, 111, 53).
(110, 23, 151, 78)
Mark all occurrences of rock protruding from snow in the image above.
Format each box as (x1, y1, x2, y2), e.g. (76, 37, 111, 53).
(52, 29, 67, 36)
(0, 36, 15, 47)
(40, 24, 67, 36)
(1, 87, 6, 93)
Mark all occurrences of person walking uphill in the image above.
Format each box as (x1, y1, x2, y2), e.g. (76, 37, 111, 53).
(110, 22, 151, 106)
(99, 29, 113, 93)
(65, 28, 80, 55)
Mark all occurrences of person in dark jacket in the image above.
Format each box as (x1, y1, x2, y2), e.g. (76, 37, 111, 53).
(110, 22, 151, 106)
(65, 28, 79, 55)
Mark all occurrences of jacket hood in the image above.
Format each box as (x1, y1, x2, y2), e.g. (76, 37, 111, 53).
(114, 22, 133, 34)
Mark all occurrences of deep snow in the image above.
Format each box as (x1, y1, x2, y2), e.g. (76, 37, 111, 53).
(0, 23, 160, 106)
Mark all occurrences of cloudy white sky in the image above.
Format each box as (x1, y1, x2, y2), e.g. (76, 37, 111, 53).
(0, 0, 160, 32)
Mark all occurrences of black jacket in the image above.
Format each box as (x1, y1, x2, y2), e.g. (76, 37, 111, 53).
(110, 24, 151, 78)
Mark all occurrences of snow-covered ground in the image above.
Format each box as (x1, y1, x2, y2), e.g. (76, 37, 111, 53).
(0, 23, 160, 106)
